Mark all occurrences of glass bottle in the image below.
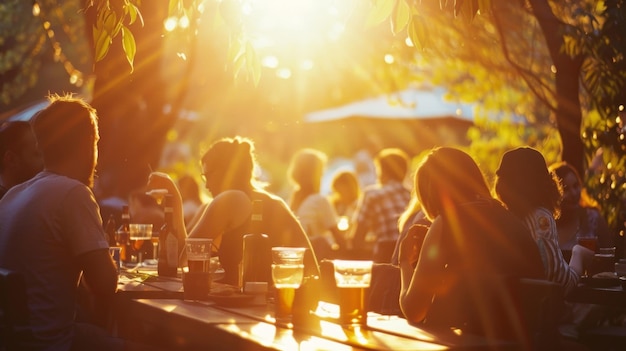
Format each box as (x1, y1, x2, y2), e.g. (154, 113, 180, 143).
(241, 200, 271, 292)
(115, 205, 131, 263)
(158, 194, 179, 277)
(104, 214, 116, 247)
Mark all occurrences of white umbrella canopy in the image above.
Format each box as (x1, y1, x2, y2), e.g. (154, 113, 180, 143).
(304, 87, 475, 123)
(300, 87, 477, 156)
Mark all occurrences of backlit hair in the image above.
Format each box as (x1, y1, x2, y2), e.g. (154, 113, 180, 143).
(31, 94, 98, 166)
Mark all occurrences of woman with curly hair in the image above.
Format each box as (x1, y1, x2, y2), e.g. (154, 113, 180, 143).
(549, 162, 612, 252)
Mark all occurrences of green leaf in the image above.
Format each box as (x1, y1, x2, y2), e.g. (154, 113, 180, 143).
(126, 3, 138, 25)
(366, 0, 395, 28)
(94, 25, 111, 62)
(103, 10, 117, 34)
(121, 25, 136, 72)
(408, 15, 428, 50)
(392, 0, 410, 35)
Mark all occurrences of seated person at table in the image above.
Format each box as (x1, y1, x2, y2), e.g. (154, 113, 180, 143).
(148, 136, 319, 285)
(0, 95, 150, 351)
(287, 148, 345, 260)
(548, 161, 613, 252)
(398, 147, 545, 339)
(495, 148, 600, 340)
(351, 148, 411, 261)
(494, 148, 593, 295)
(0, 120, 43, 199)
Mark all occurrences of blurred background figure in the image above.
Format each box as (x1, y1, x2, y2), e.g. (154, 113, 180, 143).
(328, 170, 361, 219)
(0, 120, 43, 199)
(328, 170, 361, 242)
(350, 148, 411, 262)
(288, 148, 345, 260)
(549, 162, 613, 252)
(178, 173, 204, 226)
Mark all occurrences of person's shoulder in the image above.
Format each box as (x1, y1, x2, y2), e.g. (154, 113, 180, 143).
(252, 190, 288, 207)
(304, 193, 330, 205)
(33, 172, 91, 197)
(527, 207, 554, 231)
(583, 206, 602, 218)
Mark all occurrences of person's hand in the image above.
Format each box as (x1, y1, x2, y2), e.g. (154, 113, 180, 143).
(398, 224, 428, 267)
(146, 172, 176, 192)
(571, 244, 595, 276)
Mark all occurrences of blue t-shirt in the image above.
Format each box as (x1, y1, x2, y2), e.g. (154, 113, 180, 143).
(0, 171, 109, 350)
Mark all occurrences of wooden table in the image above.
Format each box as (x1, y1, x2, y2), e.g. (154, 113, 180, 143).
(121, 298, 521, 350)
(116, 269, 183, 299)
(566, 281, 626, 308)
(113, 271, 520, 350)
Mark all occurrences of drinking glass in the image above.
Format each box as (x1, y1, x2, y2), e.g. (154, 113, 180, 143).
(333, 260, 373, 326)
(129, 224, 153, 267)
(148, 231, 159, 265)
(577, 236, 598, 252)
(185, 238, 213, 273)
(271, 247, 306, 325)
(183, 238, 213, 300)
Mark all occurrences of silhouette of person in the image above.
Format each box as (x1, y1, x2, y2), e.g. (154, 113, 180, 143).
(147, 136, 319, 285)
(0, 120, 42, 199)
(0, 95, 145, 351)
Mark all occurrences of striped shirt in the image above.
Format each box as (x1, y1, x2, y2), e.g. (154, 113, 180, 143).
(524, 207, 579, 293)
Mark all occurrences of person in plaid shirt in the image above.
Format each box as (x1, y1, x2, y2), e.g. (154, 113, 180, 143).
(350, 148, 411, 260)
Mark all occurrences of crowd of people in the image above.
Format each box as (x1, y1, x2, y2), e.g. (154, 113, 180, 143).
(0, 94, 621, 350)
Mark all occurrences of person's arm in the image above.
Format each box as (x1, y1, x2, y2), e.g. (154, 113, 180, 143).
(77, 249, 118, 295)
(188, 190, 252, 243)
(570, 244, 594, 276)
(76, 248, 118, 329)
(399, 220, 439, 324)
(186, 201, 209, 232)
(147, 172, 188, 259)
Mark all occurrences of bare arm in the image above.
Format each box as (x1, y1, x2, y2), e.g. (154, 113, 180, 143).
(188, 190, 252, 242)
(77, 249, 118, 296)
(147, 172, 187, 238)
(569, 244, 594, 276)
(399, 220, 440, 324)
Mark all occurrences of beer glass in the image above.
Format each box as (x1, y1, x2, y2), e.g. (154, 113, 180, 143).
(271, 247, 306, 324)
(333, 260, 373, 326)
(183, 238, 212, 300)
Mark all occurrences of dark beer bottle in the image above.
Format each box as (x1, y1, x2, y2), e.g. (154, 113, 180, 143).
(158, 194, 179, 277)
(115, 205, 131, 263)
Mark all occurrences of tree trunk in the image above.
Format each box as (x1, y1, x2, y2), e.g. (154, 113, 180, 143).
(84, 1, 175, 198)
(529, 0, 585, 176)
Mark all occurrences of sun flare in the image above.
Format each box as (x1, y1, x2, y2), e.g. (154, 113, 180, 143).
(242, 0, 351, 46)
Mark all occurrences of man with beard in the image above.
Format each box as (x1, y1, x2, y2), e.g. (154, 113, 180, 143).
(0, 120, 43, 199)
(0, 95, 127, 350)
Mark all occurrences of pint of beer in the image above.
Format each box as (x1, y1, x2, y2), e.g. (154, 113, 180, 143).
(333, 260, 373, 326)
